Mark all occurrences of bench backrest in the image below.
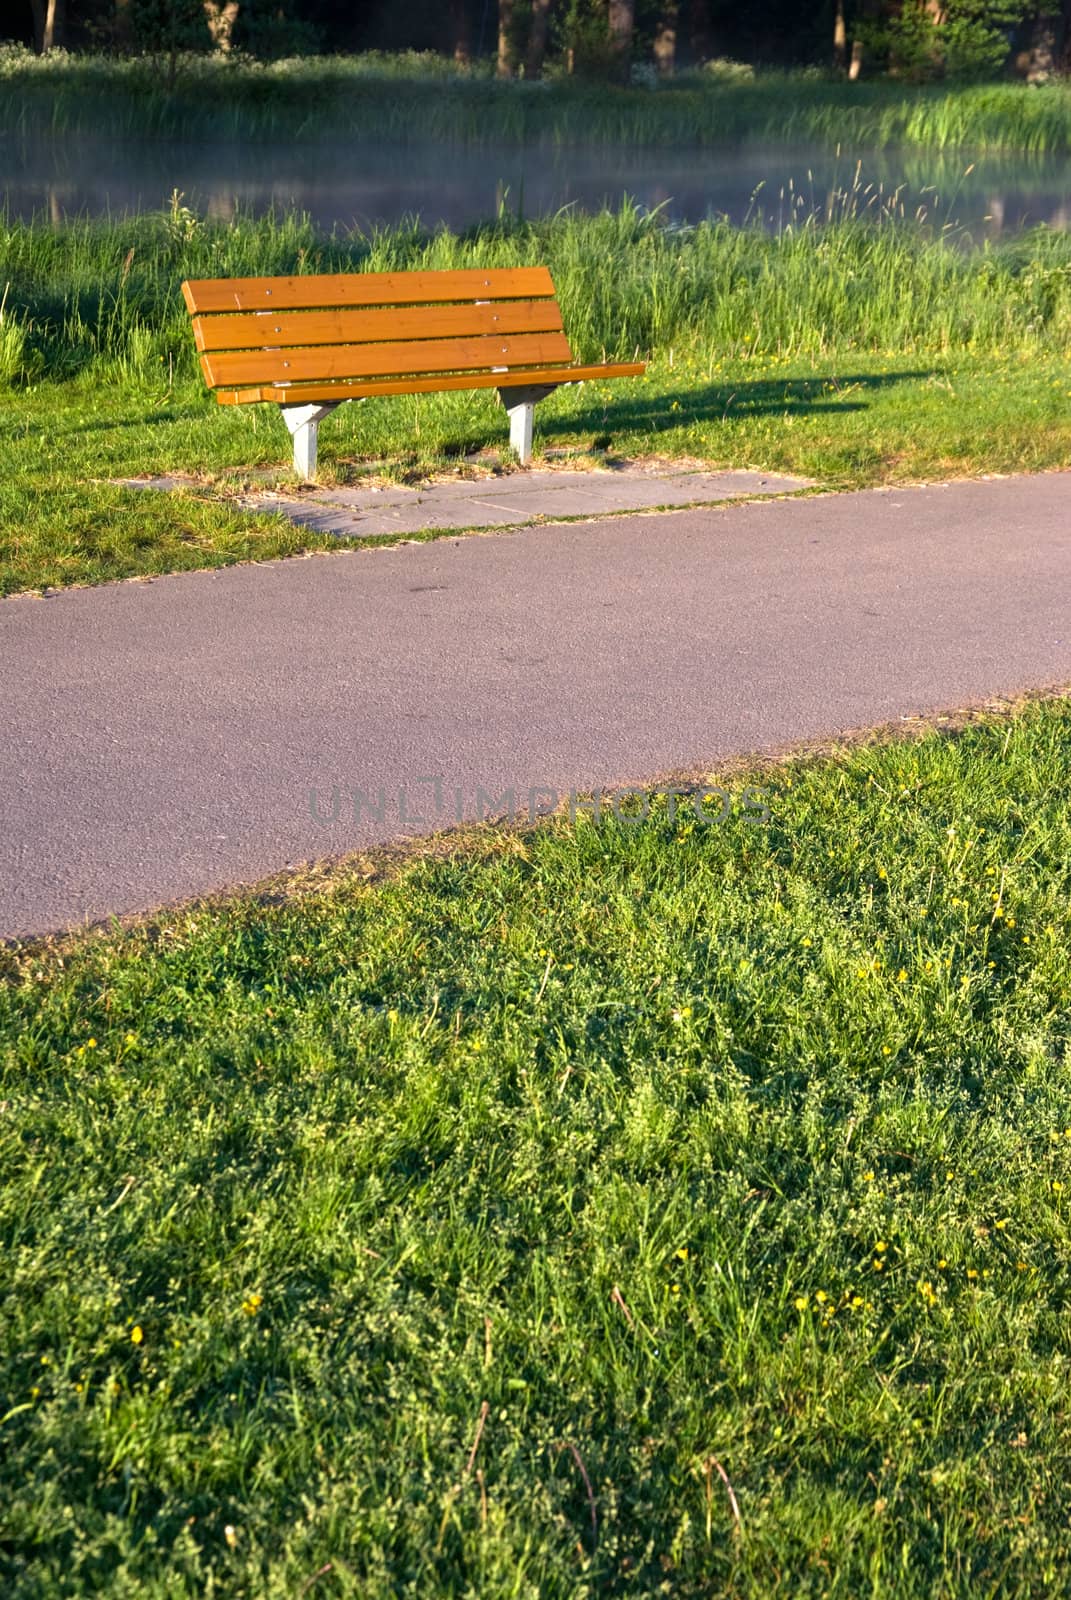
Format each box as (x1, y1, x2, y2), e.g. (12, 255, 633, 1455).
(181, 267, 574, 396)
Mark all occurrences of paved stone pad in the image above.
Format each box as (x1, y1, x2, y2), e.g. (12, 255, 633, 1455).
(3, 473, 1070, 939)
(235, 466, 813, 537)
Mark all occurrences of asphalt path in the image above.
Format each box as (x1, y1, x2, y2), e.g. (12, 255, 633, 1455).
(2, 473, 1070, 939)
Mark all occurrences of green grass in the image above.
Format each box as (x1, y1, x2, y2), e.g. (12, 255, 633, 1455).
(3, 696, 1071, 1597)
(3, 204, 1071, 596)
(7, 47, 1071, 153)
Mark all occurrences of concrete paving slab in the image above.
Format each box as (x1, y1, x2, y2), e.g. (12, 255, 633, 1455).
(120, 466, 812, 539)
(233, 465, 812, 539)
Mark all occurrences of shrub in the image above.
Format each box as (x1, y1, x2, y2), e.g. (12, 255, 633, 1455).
(860, 0, 1029, 83)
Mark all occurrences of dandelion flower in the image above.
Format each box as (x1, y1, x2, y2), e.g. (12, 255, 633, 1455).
(130, 1326, 143, 1345)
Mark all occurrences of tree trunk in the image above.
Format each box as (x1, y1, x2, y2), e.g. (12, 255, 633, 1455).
(848, 39, 864, 80)
(688, 0, 713, 65)
(497, 0, 516, 78)
(1060, 0, 1071, 71)
(204, 1, 240, 51)
(525, 0, 552, 79)
(113, 0, 134, 51)
(833, 0, 847, 71)
(654, 0, 678, 78)
(30, 0, 63, 52)
(1019, 13, 1061, 80)
(608, 0, 634, 82)
(450, 0, 472, 64)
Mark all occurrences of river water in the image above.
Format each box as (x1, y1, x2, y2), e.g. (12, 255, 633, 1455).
(5, 136, 1071, 237)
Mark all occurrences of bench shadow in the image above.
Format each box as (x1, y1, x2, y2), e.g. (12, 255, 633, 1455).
(554, 369, 934, 440)
(58, 409, 192, 435)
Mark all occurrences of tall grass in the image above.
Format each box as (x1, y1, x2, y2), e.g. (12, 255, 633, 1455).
(4, 201, 1071, 386)
(5, 47, 1071, 153)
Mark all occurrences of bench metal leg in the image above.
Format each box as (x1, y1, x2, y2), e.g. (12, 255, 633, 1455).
(281, 402, 340, 480)
(497, 386, 557, 465)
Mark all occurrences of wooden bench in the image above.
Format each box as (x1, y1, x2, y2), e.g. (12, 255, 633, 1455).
(181, 266, 645, 478)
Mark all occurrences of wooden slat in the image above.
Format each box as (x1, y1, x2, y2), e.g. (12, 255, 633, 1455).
(182, 267, 556, 316)
(215, 363, 647, 406)
(192, 298, 564, 353)
(201, 331, 574, 389)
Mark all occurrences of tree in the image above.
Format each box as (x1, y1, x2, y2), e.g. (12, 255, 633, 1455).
(833, 0, 848, 69)
(608, 0, 634, 80)
(1014, 5, 1071, 78)
(127, 0, 211, 87)
(878, 0, 1030, 81)
(525, 0, 553, 77)
(203, 1, 240, 50)
(450, 0, 472, 63)
(497, 0, 516, 76)
(654, 0, 678, 76)
(29, 0, 64, 53)
(688, 0, 713, 64)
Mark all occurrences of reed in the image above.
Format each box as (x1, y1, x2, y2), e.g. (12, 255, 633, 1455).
(5, 47, 1071, 154)
(4, 200, 1071, 388)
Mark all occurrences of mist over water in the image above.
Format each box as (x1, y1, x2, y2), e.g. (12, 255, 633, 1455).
(5, 136, 1071, 237)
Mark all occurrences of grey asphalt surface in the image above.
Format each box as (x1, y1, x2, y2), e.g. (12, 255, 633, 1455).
(2, 472, 1070, 939)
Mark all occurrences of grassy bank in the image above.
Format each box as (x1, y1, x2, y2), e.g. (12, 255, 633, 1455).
(3, 204, 1071, 595)
(3, 696, 1071, 1597)
(6, 47, 1071, 153)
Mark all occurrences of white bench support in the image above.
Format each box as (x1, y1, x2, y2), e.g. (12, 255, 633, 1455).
(281, 402, 340, 479)
(497, 386, 557, 465)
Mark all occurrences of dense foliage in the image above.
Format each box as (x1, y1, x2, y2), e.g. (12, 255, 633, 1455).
(7, 1, 1071, 82)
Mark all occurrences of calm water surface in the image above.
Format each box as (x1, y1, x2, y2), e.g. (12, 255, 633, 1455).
(6, 137, 1071, 237)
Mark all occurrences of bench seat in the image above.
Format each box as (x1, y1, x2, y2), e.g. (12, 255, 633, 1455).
(181, 267, 645, 477)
